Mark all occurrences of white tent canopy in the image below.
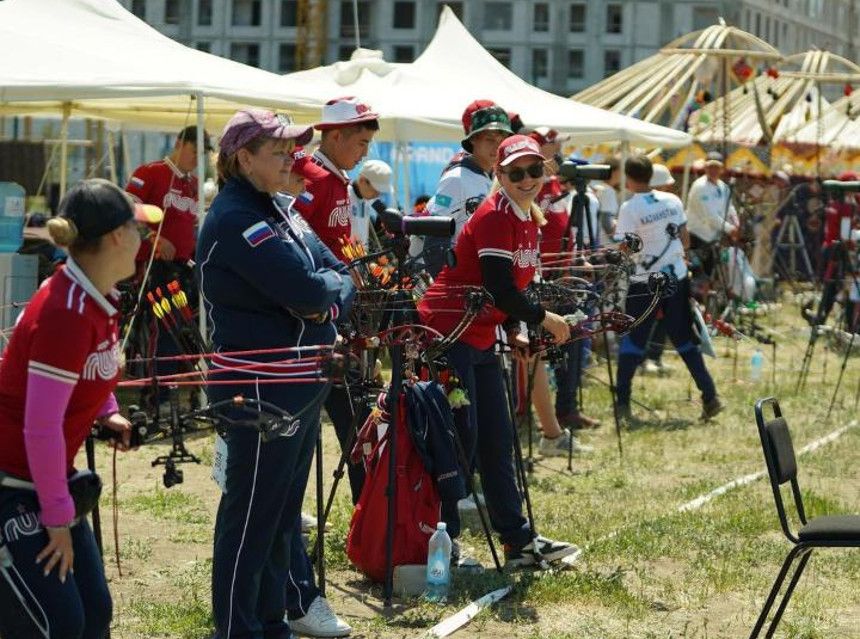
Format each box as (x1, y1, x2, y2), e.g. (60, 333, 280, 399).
(0, 0, 322, 129)
(280, 7, 692, 148)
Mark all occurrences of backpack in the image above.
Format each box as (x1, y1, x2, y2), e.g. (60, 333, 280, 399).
(346, 391, 441, 582)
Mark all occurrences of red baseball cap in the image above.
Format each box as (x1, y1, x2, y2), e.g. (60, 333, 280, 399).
(315, 96, 379, 131)
(496, 134, 545, 167)
(461, 99, 497, 135)
(528, 126, 570, 146)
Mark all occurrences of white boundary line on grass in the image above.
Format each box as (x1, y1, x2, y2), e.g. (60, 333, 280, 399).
(563, 419, 858, 564)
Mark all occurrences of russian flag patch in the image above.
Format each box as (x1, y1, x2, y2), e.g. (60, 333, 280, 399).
(298, 191, 314, 204)
(242, 221, 276, 247)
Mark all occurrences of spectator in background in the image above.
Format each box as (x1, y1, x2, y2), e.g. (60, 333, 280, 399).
(590, 156, 622, 246)
(417, 101, 513, 275)
(125, 125, 212, 410)
(349, 159, 394, 249)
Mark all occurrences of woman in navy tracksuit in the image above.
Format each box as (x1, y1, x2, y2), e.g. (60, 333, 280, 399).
(198, 109, 354, 639)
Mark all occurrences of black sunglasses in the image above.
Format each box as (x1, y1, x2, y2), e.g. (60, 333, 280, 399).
(502, 162, 545, 183)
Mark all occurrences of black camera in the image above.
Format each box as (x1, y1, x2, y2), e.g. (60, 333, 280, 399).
(373, 201, 455, 238)
(822, 180, 860, 194)
(559, 161, 613, 182)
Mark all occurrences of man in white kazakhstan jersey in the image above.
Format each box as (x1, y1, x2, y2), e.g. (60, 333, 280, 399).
(614, 155, 723, 422)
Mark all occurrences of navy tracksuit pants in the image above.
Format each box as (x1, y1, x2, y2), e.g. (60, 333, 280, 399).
(443, 341, 532, 549)
(0, 489, 111, 639)
(616, 277, 717, 407)
(210, 376, 325, 639)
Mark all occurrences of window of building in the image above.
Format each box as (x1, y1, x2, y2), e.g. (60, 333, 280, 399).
(532, 48, 549, 82)
(606, 4, 622, 33)
(533, 3, 549, 32)
(393, 1, 416, 29)
(483, 2, 512, 30)
(764, 16, 770, 41)
(279, 43, 297, 72)
(233, 0, 262, 26)
(604, 49, 621, 77)
(198, 0, 213, 26)
(231, 43, 260, 67)
(569, 4, 586, 32)
(340, 1, 371, 39)
(164, 0, 180, 24)
(393, 45, 415, 62)
(693, 6, 719, 30)
(438, 2, 463, 21)
(196, 41, 212, 53)
(488, 47, 512, 69)
(568, 49, 584, 78)
(754, 12, 761, 37)
(280, 0, 298, 27)
(131, 0, 146, 19)
(339, 45, 355, 61)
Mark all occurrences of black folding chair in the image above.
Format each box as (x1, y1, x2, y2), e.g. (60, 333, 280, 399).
(750, 397, 860, 639)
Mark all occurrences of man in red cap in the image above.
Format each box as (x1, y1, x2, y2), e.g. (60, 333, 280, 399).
(294, 96, 380, 261)
(416, 101, 513, 275)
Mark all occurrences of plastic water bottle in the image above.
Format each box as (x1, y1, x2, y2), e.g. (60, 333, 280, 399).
(750, 348, 764, 382)
(425, 522, 451, 602)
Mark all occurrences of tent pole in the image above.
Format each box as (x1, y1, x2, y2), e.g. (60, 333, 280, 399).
(59, 102, 71, 197)
(121, 129, 132, 187)
(107, 130, 118, 184)
(619, 141, 629, 203)
(681, 148, 693, 204)
(401, 141, 411, 211)
(196, 93, 209, 406)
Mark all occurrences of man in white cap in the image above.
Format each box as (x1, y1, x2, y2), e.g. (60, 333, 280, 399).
(685, 151, 738, 276)
(350, 159, 393, 248)
(294, 96, 380, 262)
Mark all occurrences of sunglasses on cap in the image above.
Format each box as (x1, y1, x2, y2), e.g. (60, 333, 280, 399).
(501, 162, 544, 183)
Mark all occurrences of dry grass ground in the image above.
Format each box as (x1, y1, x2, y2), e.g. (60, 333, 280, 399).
(88, 294, 859, 639)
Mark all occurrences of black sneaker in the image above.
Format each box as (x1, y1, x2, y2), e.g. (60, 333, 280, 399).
(504, 535, 579, 569)
(701, 396, 724, 421)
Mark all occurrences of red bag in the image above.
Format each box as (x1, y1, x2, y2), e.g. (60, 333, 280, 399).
(346, 392, 440, 582)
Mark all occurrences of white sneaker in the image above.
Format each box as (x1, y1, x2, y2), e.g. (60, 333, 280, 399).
(301, 512, 318, 532)
(641, 359, 660, 375)
(457, 493, 485, 512)
(539, 429, 593, 457)
(287, 596, 351, 638)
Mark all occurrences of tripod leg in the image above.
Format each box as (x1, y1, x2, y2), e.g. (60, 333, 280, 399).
(451, 428, 502, 573)
(499, 357, 540, 556)
(826, 331, 855, 421)
(602, 331, 623, 459)
(85, 437, 104, 559)
(315, 426, 326, 597)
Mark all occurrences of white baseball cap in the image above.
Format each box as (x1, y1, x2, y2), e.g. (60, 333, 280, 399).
(649, 164, 675, 187)
(359, 160, 394, 194)
(315, 96, 379, 131)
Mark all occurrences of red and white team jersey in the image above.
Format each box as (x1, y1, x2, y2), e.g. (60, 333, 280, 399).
(537, 177, 571, 258)
(418, 190, 539, 350)
(293, 150, 352, 262)
(126, 157, 199, 261)
(0, 260, 121, 480)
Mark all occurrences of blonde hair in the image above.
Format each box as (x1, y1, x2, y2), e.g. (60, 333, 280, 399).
(46, 216, 101, 254)
(47, 217, 78, 247)
(489, 178, 546, 226)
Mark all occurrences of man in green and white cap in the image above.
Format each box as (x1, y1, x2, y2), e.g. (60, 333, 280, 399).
(416, 101, 513, 276)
